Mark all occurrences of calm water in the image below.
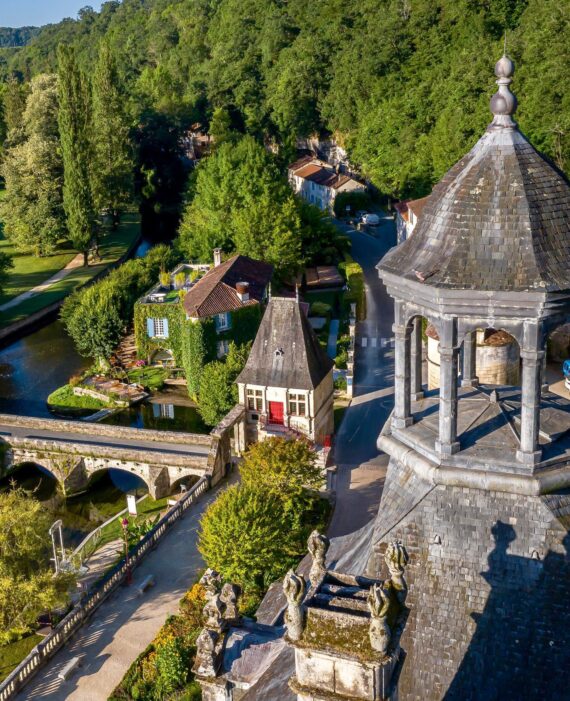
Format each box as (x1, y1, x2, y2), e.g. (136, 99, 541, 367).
(0, 226, 161, 417)
(102, 401, 208, 434)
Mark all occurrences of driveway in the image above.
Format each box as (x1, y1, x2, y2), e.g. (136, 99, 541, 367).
(329, 216, 397, 537)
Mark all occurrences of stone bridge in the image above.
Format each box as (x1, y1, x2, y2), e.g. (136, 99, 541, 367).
(0, 406, 246, 499)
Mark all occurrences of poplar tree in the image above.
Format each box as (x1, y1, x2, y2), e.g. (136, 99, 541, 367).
(57, 45, 96, 266)
(91, 41, 134, 224)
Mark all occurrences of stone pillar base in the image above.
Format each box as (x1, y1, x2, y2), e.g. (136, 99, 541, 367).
(392, 416, 414, 429)
(460, 378, 479, 388)
(435, 439, 461, 456)
(411, 391, 424, 401)
(516, 448, 542, 466)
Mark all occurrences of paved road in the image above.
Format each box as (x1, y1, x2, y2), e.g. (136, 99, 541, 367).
(330, 217, 397, 537)
(18, 476, 234, 701)
(0, 419, 211, 460)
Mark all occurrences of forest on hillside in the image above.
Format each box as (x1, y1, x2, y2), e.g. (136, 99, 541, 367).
(0, 0, 569, 200)
(0, 27, 39, 48)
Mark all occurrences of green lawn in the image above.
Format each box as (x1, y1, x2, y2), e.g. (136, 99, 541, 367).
(47, 384, 108, 413)
(0, 213, 141, 328)
(0, 634, 42, 683)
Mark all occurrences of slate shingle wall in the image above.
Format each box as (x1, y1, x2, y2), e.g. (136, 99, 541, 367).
(369, 456, 570, 701)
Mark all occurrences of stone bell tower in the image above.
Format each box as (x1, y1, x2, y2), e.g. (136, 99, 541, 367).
(373, 54, 570, 700)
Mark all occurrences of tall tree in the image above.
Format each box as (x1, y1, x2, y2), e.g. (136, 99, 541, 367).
(57, 45, 96, 266)
(0, 74, 66, 256)
(91, 41, 134, 223)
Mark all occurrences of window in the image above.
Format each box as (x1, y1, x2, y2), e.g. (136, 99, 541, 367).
(147, 317, 169, 338)
(247, 388, 263, 412)
(217, 339, 230, 358)
(288, 392, 307, 417)
(215, 312, 230, 331)
(152, 403, 174, 419)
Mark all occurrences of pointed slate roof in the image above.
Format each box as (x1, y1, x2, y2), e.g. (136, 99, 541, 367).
(379, 57, 570, 293)
(237, 297, 334, 390)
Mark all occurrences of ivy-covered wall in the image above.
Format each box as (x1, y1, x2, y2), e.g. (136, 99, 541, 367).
(134, 300, 264, 399)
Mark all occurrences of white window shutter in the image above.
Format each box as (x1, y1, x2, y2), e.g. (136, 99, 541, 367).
(147, 318, 155, 337)
(163, 318, 169, 338)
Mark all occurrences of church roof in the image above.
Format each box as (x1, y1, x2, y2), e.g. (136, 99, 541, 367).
(236, 296, 334, 390)
(379, 57, 570, 293)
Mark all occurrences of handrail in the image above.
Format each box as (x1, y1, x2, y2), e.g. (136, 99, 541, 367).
(0, 476, 210, 701)
(71, 493, 149, 566)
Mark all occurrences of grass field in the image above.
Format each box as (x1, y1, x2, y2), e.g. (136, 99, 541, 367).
(0, 213, 141, 328)
(0, 634, 42, 683)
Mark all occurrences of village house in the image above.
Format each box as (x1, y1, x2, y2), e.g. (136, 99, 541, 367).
(134, 251, 273, 392)
(394, 195, 430, 243)
(236, 295, 334, 446)
(288, 156, 366, 213)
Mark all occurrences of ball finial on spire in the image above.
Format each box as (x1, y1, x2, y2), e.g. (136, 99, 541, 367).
(489, 47, 517, 128)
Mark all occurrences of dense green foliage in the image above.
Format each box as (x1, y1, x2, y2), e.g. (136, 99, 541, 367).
(0, 488, 73, 644)
(57, 45, 96, 264)
(0, 28, 39, 49)
(61, 244, 177, 364)
(0, 74, 65, 256)
(1, 0, 568, 199)
(197, 341, 249, 426)
(0, 252, 12, 296)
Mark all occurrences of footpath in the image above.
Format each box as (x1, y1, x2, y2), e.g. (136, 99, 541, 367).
(17, 476, 233, 701)
(0, 253, 84, 313)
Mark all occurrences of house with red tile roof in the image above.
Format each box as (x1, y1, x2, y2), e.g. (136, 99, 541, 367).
(288, 157, 366, 213)
(134, 250, 273, 393)
(394, 195, 430, 243)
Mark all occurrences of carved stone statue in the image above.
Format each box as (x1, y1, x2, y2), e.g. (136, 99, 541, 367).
(193, 628, 220, 677)
(220, 582, 241, 623)
(203, 593, 227, 632)
(367, 583, 391, 656)
(307, 530, 330, 586)
(384, 542, 409, 604)
(283, 570, 306, 642)
(200, 568, 223, 600)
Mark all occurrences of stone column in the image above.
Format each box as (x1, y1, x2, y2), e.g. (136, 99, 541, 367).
(392, 322, 413, 429)
(461, 331, 478, 387)
(516, 348, 543, 465)
(435, 319, 460, 456)
(410, 318, 424, 401)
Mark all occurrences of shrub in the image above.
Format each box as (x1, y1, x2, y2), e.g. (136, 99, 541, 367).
(334, 375, 348, 391)
(310, 301, 332, 317)
(335, 348, 348, 369)
(333, 190, 371, 218)
(198, 484, 293, 592)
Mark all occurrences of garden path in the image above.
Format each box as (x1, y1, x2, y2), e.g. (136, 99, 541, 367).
(17, 474, 236, 701)
(0, 253, 84, 312)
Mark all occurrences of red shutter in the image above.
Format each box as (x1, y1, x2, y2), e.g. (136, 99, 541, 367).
(269, 401, 284, 425)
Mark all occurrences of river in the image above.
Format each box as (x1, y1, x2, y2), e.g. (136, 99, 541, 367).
(0, 236, 153, 418)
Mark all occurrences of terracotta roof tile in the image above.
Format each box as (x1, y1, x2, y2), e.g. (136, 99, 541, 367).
(182, 255, 273, 318)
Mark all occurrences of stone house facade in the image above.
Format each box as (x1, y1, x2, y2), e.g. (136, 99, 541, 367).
(237, 296, 334, 445)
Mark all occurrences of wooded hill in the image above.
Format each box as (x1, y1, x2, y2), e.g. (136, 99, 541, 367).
(0, 27, 39, 48)
(1, 0, 569, 199)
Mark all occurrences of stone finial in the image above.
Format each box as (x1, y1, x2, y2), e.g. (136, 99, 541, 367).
(200, 568, 223, 600)
(367, 584, 391, 656)
(490, 52, 517, 128)
(283, 570, 306, 642)
(220, 582, 241, 624)
(193, 628, 220, 677)
(203, 593, 227, 632)
(307, 530, 330, 586)
(385, 542, 409, 604)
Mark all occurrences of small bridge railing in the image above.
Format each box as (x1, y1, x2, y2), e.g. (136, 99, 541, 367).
(0, 475, 210, 701)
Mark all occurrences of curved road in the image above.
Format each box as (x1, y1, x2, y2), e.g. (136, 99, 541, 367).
(330, 217, 397, 537)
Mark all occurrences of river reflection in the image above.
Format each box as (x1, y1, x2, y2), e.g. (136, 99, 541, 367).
(0, 320, 88, 417)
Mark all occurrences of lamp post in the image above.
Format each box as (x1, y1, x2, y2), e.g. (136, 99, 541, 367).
(121, 517, 132, 585)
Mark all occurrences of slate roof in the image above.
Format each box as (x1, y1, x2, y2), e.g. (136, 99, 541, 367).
(236, 296, 334, 390)
(182, 255, 273, 319)
(379, 125, 570, 293)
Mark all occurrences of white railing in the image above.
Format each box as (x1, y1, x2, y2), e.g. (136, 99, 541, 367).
(0, 476, 209, 701)
(71, 493, 149, 567)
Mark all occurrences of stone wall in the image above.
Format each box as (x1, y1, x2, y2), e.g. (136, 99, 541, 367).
(367, 456, 570, 701)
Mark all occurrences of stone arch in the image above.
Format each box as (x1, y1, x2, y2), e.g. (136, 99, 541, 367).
(169, 474, 200, 495)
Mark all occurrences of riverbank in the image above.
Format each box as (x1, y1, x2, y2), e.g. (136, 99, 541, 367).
(0, 213, 142, 344)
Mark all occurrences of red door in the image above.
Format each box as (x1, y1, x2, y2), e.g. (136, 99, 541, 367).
(269, 401, 284, 425)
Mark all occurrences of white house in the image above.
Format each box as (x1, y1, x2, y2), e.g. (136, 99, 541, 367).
(236, 296, 334, 446)
(394, 195, 430, 243)
(288, 156, 366, 213)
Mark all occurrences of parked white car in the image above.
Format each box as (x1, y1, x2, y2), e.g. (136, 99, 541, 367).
(362, 212, 380, 226)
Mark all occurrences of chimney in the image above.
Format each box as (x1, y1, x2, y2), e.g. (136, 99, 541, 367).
(213, 248, 222, 267)
(236, 281, 250, 303)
